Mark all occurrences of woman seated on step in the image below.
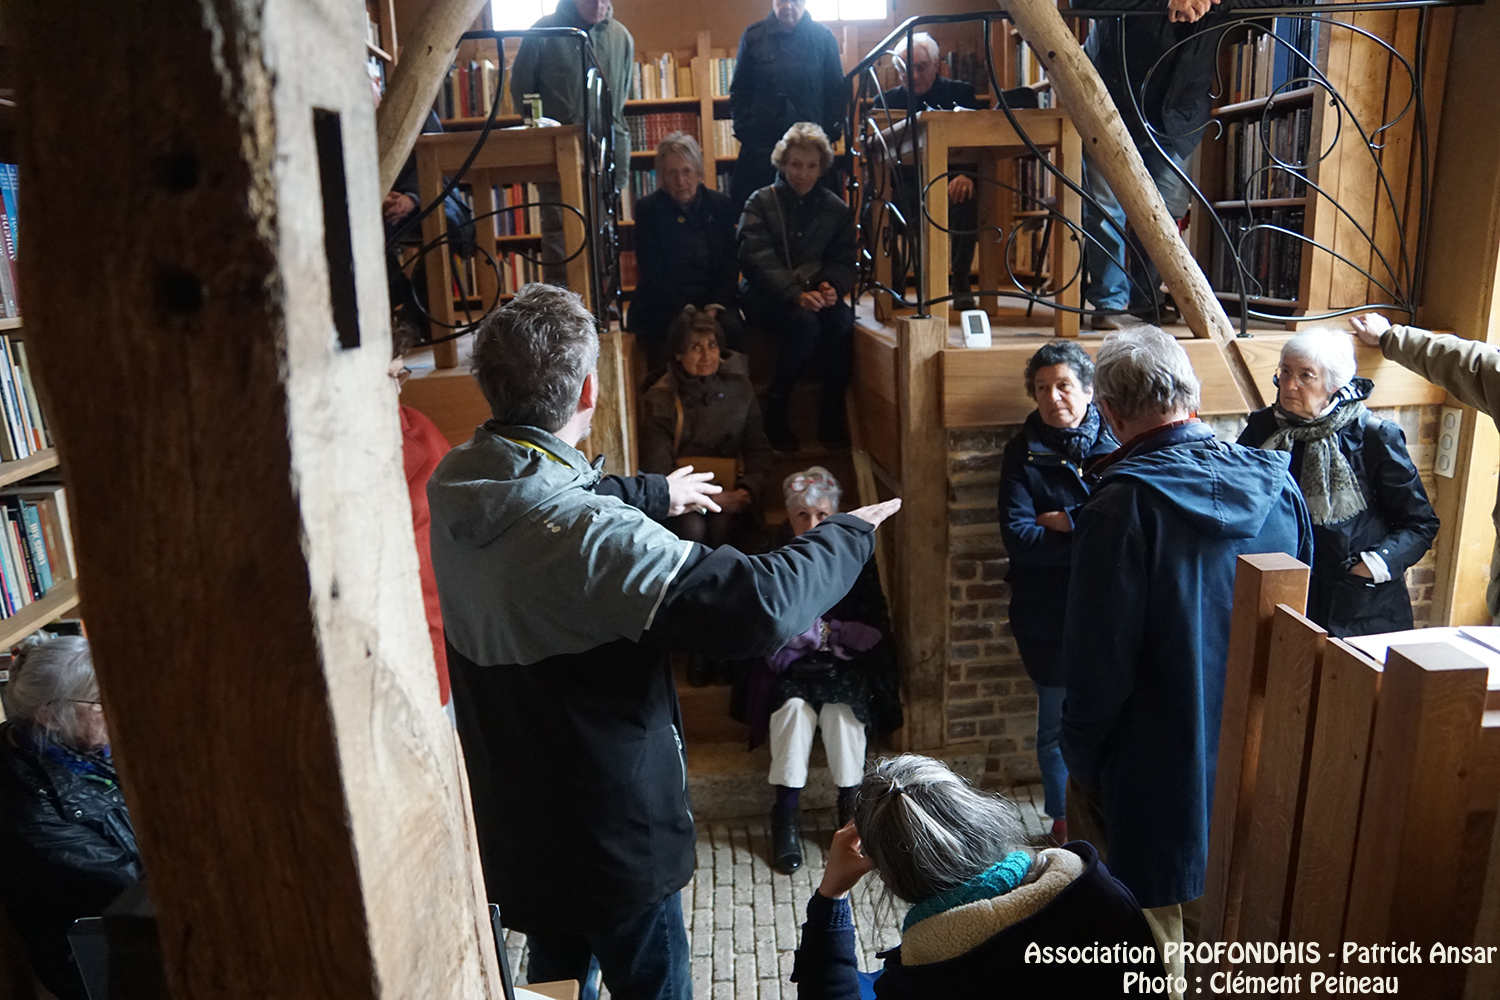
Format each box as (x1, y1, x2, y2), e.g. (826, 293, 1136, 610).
(638, 305, 774, 549)
(0, 636, 142, 1000)
(792, 754, 1160, 999)
(736, 467, 902, 876)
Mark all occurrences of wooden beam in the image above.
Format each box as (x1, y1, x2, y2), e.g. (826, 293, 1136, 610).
(15, 3, 499, 997)
(377, 0, 490, 193)
(1001, 0, 1260, 410)
(897, 316, 949, 750)
(1201, 554, 1310, 955)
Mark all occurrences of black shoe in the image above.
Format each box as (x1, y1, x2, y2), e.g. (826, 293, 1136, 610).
(771, 806, 803, 874)
(952, 293, 977, 312)
(837, 794, 857, 830)
(1089, 311, 1126, 331)
(764, 399, 800, 453)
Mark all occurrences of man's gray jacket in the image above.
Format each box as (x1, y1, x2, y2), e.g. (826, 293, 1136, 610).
(428, 421, 876, 932)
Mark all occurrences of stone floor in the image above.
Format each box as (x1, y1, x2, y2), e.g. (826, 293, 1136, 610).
(501, 783, 1055, 999)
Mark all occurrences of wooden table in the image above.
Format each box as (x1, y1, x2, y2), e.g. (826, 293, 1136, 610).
(415, 126, 591, 368)
(871, 109, 1083, 336)
(524, 981, 580, 1000)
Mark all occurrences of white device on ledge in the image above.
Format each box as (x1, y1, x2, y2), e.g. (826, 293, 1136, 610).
(960, 308, 992, 348)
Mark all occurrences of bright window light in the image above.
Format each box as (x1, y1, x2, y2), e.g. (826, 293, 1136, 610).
(494, 0, 558, 31)
(806, 0, 888, 21)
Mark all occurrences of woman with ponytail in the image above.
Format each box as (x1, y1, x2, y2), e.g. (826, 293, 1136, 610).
(0, 635, 140, 1000)
(790, 754, 1159, 998)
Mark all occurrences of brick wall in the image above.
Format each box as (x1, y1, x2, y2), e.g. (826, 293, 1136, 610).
(944, 405, 1442, 791)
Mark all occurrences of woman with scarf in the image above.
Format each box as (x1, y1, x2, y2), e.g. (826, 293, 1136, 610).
(997, 342, 1118, 845)
(0, 636, 141, 1000)
(791, 754, 1159, 998)
(1239, 328, 1439, 636)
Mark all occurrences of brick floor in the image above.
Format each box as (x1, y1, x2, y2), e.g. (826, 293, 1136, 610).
(502, 784, 1054, 999)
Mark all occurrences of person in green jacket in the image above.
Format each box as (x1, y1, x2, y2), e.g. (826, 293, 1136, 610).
(1352, 311, 1500, 621)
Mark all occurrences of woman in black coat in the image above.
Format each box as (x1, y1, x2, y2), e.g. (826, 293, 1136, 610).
(738, 122, 856, 451)
(997, 342, 1118, 844)
(1238, 328, 1439, 636)
(627, 133, 745, 369)
(0, 636, 140, 1000)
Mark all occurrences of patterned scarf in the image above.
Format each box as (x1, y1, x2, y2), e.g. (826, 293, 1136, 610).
(1031, 404, 1107, 467)
(1260, 399, 1367, 525)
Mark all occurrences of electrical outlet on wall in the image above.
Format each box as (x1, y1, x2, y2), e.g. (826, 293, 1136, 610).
(1436, 406, 1463, 479)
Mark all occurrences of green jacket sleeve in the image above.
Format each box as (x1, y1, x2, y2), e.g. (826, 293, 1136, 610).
(1384, 325, 1500, 422)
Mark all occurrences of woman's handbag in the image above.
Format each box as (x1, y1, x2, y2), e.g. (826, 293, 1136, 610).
(674, 395, 741, 488)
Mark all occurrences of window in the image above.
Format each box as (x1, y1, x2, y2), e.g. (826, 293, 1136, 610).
(806, 0, 888, 21)
(493, 0, 557, 31)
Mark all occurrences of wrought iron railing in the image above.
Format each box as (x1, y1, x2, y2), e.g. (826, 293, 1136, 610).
(388, 26, 617, 345)
(848, 1, 1472, 332)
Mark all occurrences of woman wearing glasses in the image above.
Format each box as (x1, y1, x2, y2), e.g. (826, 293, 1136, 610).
(1238, 329, 1439, 637)
(0, 635, 141, 1000)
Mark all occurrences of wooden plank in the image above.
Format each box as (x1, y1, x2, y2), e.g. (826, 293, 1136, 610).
(896, 316, 948, 750)
(417, 141, 460, 369)
(1455, 714, 1500, 978)
(853, 324, 900, 474)
(1054, 120, 1082, 339)
(1237, 605, 1327, 963)
(0, 579, 80, 652)
(1300, 14, 1350, 318)
(1200, 554, 1310, 952)
(401, 366, 490, 447)
(1287, 638, 1384, 979)
(1344, 642, 1488, 992)
(584, 329, 635, 476)
(1366, 10, 1421, 306)
(14, 3, 502, 996)
(1468, 723, 1500, 1000)
(0, 448, 59, 489)
(921, 117, 951, 326)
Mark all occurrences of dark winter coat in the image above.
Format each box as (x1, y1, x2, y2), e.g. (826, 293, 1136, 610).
(638, 351, 774, 501)
(738, 176, 857, 313)
(998, 408, 1119, 687)
(1061, 421, 1312, 909)
(1238, 389, 1439, 637)
(790, 842, 1159, 999)
(0, 722, 141, 1000)
(873, 77, 985, 113)
(628, 185, 742, 342)
(429, 423, 874, 933)
(1079, 0, 1283, 159)
(730, 12, 846, 150)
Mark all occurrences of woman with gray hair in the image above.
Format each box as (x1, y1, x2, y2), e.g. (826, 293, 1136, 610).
(790, 754, 1159, 997)
(628, 132, 745, 368)
(1238, 328, 1438, 636)
(736, 467, 901, 875)
(0, 636, 141, 1000)
(738, 122, 857, 450)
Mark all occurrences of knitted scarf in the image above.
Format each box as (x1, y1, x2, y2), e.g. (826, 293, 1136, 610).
(1030, 404, 1107, 467)
(1260, 399, 1367, 525)
(902, 851, 1034, 931)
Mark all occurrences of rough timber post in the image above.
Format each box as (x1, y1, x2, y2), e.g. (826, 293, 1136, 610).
(15, 3, 500, 998)
(1002, 0, 1262, 410)
(377, 0, 492, 193)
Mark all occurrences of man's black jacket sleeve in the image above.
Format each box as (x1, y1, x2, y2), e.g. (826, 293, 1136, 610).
(647, 513, 875, 660)
(595, 472, 671, 522)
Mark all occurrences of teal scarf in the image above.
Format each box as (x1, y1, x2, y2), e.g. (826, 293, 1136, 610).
(902, 851, 1034, 931)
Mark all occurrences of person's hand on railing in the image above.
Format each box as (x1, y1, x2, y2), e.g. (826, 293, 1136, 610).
(1167, 0, 1219, 24)
(1349, 312, 1392, 348)
(948, 175, 974, 203)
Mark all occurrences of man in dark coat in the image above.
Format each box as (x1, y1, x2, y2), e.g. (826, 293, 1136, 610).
(729, 0, 847, 211)
(427, 283, 900, 1000)
(1061, 327, 1312, 980)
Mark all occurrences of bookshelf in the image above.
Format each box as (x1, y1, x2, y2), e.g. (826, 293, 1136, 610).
(364, 0, 397, 88)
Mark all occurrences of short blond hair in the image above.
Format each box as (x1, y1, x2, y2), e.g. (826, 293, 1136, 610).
(771, 122, 834, 175)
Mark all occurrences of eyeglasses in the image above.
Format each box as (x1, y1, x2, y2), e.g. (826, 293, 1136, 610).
(394, 366, 412, 386)
(1273, 366, 1323, 388)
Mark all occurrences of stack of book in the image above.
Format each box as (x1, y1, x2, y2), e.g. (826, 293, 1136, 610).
(707, 57, 737, 97)
(0, 165, 19, 319)
(495, 183, 543, 237)
(0, 336, 47, 463)
(0, 479, 74, 619)
(495, 253, 543, 297)
(1223, 112, 1312, 201)
(712, 119, 740, 159)
(439, 60, 501, 121)
(1016, 151, 1056, 210)
(628, 53, 696, 100)
(1224, 17, 1322, 106)
(625, 112, 700, 152)
(1211, 206, 1307, 303)
(620, 169, 660, 222)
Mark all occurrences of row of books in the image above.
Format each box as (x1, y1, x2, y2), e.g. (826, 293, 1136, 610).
(711, 119, 741, 159)
(1224, 18, 1323, 107)
(1009, 221, 1054, 285)
(493, 183, 543, 237)
(1015, 40, 1049, 90)
(0, 483, 75, 620)
(619, 169, 658, 223)
(0, 165, 19, 319)
(493, 252, 545, 297)
(939, 50, 988, 93)
(438, 60, 501, 121)
(628, 53, 696, 100)
(1222, 110, 1312, 202)
(1210, 207, 1307, 303)
(624, 112, 700, 152)
(706, 57, 737, 98)
(1016, 151, 1056, 210)
(0, 336, 47, 463)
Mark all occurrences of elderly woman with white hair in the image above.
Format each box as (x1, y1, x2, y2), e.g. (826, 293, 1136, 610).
(0, 636, 141, 1000)
(1238, 328, 1439, 636)
(738, 122, 857, 451)
(735, 467, 901, 875)
(627, 132, 746, 368)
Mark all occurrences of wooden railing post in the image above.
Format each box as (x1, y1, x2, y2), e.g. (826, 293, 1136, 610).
(896, 316, 948, 750)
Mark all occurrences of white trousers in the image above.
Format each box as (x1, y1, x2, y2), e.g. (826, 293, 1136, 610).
(767, 698, 867, 789)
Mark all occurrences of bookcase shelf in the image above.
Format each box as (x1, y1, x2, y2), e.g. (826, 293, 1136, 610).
(0, 448, 58, 489)
(1212, 86, 1317, 121)
(1212, 197, 1309, 210)
(1215, 289, 1302, 308)
(0, 317, 20, 332)
(0, 578, 79, 650)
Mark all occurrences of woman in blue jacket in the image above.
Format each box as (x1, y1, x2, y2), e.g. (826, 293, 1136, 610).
(997, 342, 1117, 843)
